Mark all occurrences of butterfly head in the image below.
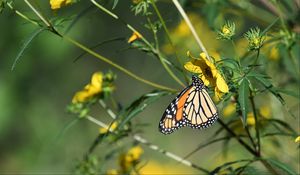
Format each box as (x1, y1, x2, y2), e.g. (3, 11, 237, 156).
(192, 75, 204, 88)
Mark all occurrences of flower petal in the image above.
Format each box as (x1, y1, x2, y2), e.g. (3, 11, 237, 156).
(184, 61, 203, 74)
(216, 75, 229, 93)
(91, 72, 103, 89)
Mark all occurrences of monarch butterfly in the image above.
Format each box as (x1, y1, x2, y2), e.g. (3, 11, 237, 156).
(159, 75, 218, 134)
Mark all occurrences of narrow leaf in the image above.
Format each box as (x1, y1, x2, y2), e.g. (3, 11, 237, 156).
(238, 79, 250, 125)
(266, 158, 296, 175)
(118, 90, 171, 128)
(11, 28, 45, 70)
(112, 0, 118, 9)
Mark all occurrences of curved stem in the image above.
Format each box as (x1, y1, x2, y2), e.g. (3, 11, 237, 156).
(146, 16, 185, 87)
(91, 0, 185, 87)
(22, 0, 177, 92)
(7, 1, 40, 26)
(150, 0, 187, 75)
(172, 0, 212, 62)
(63, 36, 177, 92)
(249, 90, 260, 155)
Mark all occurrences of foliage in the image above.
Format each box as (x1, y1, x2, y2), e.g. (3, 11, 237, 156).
(2, 0, 299, 174)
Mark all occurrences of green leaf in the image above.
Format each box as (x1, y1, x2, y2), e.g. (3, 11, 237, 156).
(11, 28, 45, 70)
(112, 0, 118, 9)
(64, 5, 94, 34)
(250, 73, 285, 105)
(211, 159, 255, 174)
(266, 158, 296, 175)
(274, 88, 300, 99)
(267, 119, 297, 135)
(238, 79, 250, 125)
(118, 90, 171, 128)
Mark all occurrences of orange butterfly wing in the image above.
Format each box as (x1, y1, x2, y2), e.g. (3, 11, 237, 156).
(159, 75, 218, 135)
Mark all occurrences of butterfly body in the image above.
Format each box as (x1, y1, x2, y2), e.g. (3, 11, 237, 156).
(159, 75, 218, 134)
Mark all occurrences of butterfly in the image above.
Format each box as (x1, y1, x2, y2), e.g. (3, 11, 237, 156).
(159, 75, 218, 134)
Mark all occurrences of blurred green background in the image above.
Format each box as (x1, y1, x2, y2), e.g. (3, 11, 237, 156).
(0, 0, 299, 174)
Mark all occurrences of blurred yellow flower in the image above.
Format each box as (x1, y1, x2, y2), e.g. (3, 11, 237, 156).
(269, 46, 279, 61)
(140, 161, 195, 174)
(72, 72, 103, 103)
(247, 105, 272, 125)
(259, 105, 271, 119)
(174, 20, 190, 37)
(106, 169, 118, 175)
(164, 13, 219, 54)
(50, 0, 72, 10)
(99, 121, 118, 134)
(128, 31, 142, 43)
(223, 103, 236, 117)
(295, 136, 300, 143)
(119, 146, 143, 172)
(184, 52, 229, 99)
(247, 112, 255, 125)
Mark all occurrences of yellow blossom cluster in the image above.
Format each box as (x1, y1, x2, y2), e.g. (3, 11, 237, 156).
(107, 146, 144, 174)
(184, 52, 229, 99)
(72, 72, 103, 103)
(50, 0, 72, 10)
(119, 145, 143, 171)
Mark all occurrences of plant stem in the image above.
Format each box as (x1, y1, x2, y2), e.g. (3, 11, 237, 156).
(146, 16, 185, 87)
(86, 114, 210, 174)
(172, 0, 212, 63)
(149, 0, 187, 72)
(90, 0, 185, 87)
(7, 1, 40, 26)
(249, 90, 260, 155)
(218, 119, 258, 156)
(63, 36, 177, 92)
(22, 0, 177, 92)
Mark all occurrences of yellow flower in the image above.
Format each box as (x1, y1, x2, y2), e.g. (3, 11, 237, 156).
(222, 103, 236, 117)
(247, 105, 272, 125)
(139, 161, 195, 174)
(259, 105, 271, 119)
(184, 52, 229, 98)
(106, 169, 118, 175)
(174, 20, 191, 37)
(269, 46, 279, 61)
(128, 31, 142, 43)
(127, 146, 143, 160)
(50, 0, 72, 10)
(119, 146, 143, 172)
(72, 72, 103, 103)
(99, 122, 118, 134)
(247, 112, 255, 125)
(295, 136, 300, 143)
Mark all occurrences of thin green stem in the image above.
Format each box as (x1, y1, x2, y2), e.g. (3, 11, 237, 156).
(230, 39, 241, 65)
(172, 0, 212, 62)
(244, 126, 257, 151)
(90, 0, 185, 87)
(86, 114, 210, 174)
(150, 0, 187, 72)
(249, 90, 260, 155)
(24, 0, 51, 27)
(63, 35, 176, 92)
(22, 0, 176, 92)
(146, 16, 185, 87)
(7, 1, 40, 26)
(218, 119, 258, 156)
